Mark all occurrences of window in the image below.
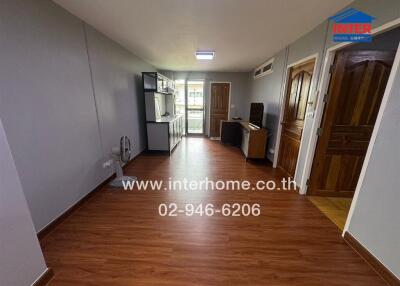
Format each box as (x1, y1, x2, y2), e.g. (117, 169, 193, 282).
(174, 79, 186, 134)
(187, 81, 205, 134)
(174, 80, 205, 135)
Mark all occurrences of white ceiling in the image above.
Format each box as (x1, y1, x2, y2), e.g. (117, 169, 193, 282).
(54, 0, 353, 72)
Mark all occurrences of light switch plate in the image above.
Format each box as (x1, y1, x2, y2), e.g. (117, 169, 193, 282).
(306, 111, 314, 118)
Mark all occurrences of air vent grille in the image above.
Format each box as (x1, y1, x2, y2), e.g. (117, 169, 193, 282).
(263, 63, 272, 72)
(254, 58, 274, 79)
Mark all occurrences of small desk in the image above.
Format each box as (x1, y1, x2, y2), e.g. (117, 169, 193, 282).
(221, 120, 267, 159)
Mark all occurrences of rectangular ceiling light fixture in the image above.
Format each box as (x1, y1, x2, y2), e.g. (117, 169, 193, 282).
(195, 51, 215, 60)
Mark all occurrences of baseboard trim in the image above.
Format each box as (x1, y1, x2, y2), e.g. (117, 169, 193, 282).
(31, 268, 54, 286)
(37, 173, 113, 240)
(344, 231, 400, 286)
(37, 150, 143, 240)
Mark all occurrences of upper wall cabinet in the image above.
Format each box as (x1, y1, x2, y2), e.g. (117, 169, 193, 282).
(142, 72, 175, 94)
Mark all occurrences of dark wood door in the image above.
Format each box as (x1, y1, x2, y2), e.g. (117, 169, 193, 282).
(278, 60, 315, 177)
(308, 50, 395, 197)
(210, 83, 230, 137)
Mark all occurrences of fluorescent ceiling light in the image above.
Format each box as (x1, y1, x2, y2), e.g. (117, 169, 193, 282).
(195, 51, 215, 60)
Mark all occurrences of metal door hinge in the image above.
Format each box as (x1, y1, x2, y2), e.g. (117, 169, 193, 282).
(316, 128, 323, 136)
(323, 93, 330, 103)
(306, 179, 310, 186)
(329, 64, 335, 74)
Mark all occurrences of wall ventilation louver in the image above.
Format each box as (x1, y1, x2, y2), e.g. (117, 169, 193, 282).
(253, 58, 274, 79)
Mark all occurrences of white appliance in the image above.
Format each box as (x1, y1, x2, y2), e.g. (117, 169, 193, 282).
(109, 136, 136, 188)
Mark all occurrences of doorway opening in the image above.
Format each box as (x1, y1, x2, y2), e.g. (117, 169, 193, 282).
(187, 80, 205, 135)
(307, 27, 400, 231)
(175, 79, 186, 134)
(174, 79, 206, 135)
(277, 58, 316, 178)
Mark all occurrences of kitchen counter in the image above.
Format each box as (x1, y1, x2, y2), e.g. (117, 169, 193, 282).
(146, 114, 184, 154)
(152, 114, 183, 123)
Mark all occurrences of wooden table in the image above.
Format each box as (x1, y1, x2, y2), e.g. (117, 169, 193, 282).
(221, 120, 267, 159)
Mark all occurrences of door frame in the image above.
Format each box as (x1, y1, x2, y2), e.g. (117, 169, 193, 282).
(293, 19, 400, 235)
(208, 81, 231, 138)
(186, 79, 206, 136)
(273, 54, 319, 181)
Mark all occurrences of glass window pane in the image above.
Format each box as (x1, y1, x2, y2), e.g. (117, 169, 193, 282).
(296, 73, 311, 120)
(174, 79, 186, 133)
(187, 81, 204, 134)
(187, 81, 204, 109)
(187, 110, 204, 134)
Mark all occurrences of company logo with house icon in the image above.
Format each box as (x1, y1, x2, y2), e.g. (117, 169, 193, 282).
(330, 8, 375, 42)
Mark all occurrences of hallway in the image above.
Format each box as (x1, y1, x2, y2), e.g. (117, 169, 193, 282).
(41, 138, 385, 285)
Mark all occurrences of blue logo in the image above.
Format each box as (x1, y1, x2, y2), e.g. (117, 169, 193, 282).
(330, 8, 375, 42)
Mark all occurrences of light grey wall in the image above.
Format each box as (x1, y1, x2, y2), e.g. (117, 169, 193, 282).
(347, 58, 400, 278)
(248, 48, 288, 162)
(0, 119, 47, 286)
(344, 27, 400, 51)
(173, 71, 251, 136)
(0, 0, 155, 231)
(0, 0, 103, 231)
(84, 24, 154, 165)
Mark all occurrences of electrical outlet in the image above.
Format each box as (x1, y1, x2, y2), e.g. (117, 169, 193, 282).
(102, 160, 113, 168)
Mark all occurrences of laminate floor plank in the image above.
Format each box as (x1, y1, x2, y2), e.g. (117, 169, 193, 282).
(41, 138, 385, 286)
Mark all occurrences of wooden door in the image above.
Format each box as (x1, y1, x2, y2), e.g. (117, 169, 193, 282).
(210, 83, 230, 137)
(308, 50, 395, 197)
(278, 60, 315, 177)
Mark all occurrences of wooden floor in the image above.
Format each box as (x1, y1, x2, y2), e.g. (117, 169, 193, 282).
(41, 138, 385, 285)
(308, 196, 353, 230)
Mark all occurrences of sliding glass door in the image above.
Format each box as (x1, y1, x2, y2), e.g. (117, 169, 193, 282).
(174, 79, 186, 134)
(174, 79, 205, 135)
(186, 80, 205, 135)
